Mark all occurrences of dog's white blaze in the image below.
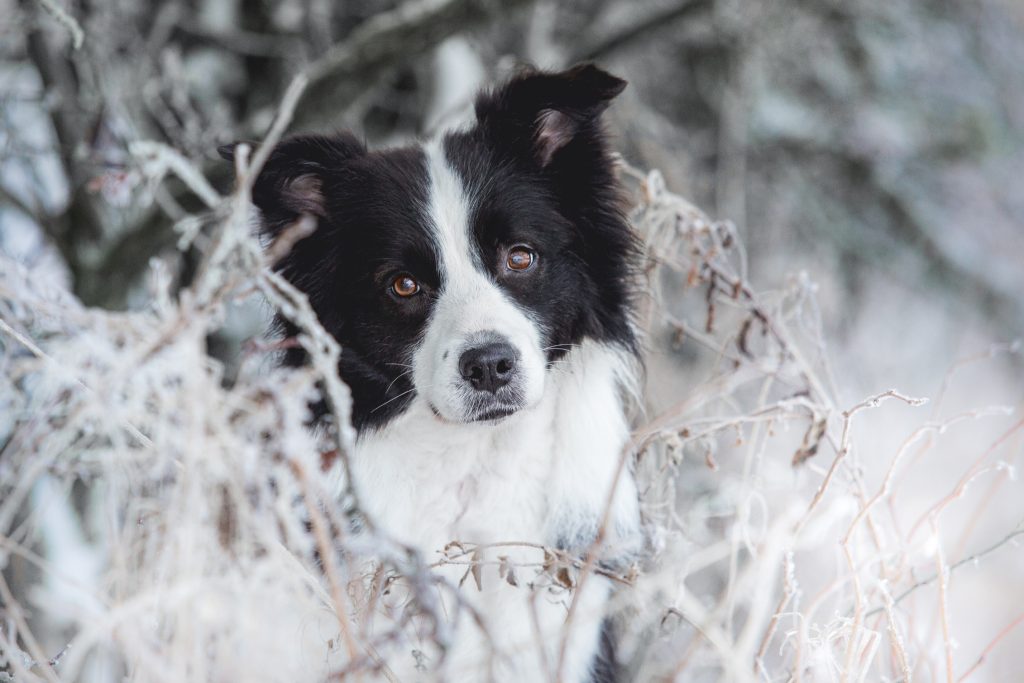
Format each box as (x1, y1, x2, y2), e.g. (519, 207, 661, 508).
(412, 140, 546, 423)
(348, 138, 641, 682)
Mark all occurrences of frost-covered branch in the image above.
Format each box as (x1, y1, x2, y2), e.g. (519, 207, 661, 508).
(1, 132, 1021, 683)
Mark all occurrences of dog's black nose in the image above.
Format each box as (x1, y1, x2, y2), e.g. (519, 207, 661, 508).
(459, 342, 517, 393)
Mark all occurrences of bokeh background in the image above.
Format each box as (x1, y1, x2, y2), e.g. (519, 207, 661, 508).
(2, 0, 1023, 681)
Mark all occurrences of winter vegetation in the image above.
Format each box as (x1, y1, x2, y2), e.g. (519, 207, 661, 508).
(2, 0, 1023, 682)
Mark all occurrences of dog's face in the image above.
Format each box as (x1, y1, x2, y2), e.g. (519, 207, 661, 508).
(236, 65, 636, 431)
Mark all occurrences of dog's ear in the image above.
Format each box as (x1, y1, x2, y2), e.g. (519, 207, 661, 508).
(218, 133, 365, 226)
(474, 63, 626, 167)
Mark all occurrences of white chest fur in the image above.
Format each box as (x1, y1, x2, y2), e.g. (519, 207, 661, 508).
(350, 341, 640, 682)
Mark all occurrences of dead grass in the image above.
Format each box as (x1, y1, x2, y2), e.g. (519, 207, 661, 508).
(1, 136, 1022, 682)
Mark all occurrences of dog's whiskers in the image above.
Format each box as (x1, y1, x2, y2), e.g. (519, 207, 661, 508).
(370, 386, 418, 413)
(542, 343, 579, 353)
(384, 368, 414, 395)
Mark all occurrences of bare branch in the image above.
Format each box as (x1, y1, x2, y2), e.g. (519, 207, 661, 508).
(572, 0, 712, 63)
(294, 0, 536, 128)
(36, 0, 84, 50)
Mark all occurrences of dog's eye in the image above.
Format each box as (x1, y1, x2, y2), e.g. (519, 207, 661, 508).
(391, 274, 420, 297)
(506, 246, 536, 272)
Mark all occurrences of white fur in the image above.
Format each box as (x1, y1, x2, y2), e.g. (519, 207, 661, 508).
(412, 142, 547, 423)
(348, 140, 641, 682)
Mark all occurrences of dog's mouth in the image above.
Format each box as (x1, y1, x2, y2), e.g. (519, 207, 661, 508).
(472, 405, 518, 423)
(467, 389, 526, 423)
(427, 401, 522, 424)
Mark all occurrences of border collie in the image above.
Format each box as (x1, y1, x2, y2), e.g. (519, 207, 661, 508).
(232, 64, 642, 682)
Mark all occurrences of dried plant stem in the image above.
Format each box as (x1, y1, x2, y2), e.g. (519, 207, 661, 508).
(289, 458, 362, 667)
(552, 438, 633, 683)
(130, 141, 221, 209)
(0, 572, 61, 683)
(908, 417, 1024, 540)
(864, 524, 1024, 619)
(243, 73, 310, 191)
(797, 389, 926, 536)
(932, 517, 955, 683)
(881, 590, 912, 682)
(956, 612, 1024, 682)
(754, 553, 796, 675)
(0, 318, 153, 449)
(0, 631, 45, 683)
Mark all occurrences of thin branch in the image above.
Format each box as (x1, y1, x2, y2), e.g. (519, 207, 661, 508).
(243, 73, 309, 190)
(130, 141, 221, 209)
(0, 317, 153, 448)
(864, 522, 1024, 619)
(36, 0, 84, 50)
(933, 517, 955, 683)
(956, 612, 1024, 682)
(0, 572, 61, 683)
(288, 457, 361, 665)
(572, 0, 712, 63)
(294, 0, 536, 128)
(264, 213, 318, 266)
(798, 389, 927, 535)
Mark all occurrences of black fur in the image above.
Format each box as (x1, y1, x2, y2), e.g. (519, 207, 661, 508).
(446, 64, 638, 362)
(590, 618, 622, 683)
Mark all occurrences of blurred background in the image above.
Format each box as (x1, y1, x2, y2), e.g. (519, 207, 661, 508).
(2, 0, 1023, 680)
(2, 0, 1022, 346)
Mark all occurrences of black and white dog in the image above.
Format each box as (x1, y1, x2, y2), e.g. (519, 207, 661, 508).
(236, 64, 642, 682)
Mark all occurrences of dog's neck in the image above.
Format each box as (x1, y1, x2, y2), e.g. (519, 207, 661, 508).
(350, 338, 640, 557)
(345, 339, 640, 682)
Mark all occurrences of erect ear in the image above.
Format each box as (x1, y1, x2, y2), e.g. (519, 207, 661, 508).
(218, 133, 365, 226)
(474, 63, 626, 167)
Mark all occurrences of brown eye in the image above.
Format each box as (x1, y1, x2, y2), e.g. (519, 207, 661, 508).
(391, 274, 420, 297)
(506, 246, 536, 272)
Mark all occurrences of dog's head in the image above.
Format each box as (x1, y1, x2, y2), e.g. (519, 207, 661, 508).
(229, 64, 637, 431)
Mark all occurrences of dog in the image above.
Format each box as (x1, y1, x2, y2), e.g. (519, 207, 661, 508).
(228, 63, 642, 682)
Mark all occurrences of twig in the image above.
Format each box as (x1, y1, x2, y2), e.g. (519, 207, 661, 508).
(36, 0, 84, 49)
(573, 0, 712, 62)
(754, 553, 796, 675)
(864, 521, 1024, 619)
(288, 457, 362, 667)
(0, 317, 154, 449)
(839, 406, 1008, 667)
(881, 590, 912, 683)
(551, 433, 636, 683)
(956, 612, 1024, 682)
(264, 213, 318, 266)
(294, 0, 535, 127)
(933, 517, 955, 683)
(799, 389, 927, 534)
(0, 573, 61, 683)
(930, 341, 1021, 420)
(242, 74, 310, 192)
(908, 417, 1024, 540)
(431, 541, 636, 586)
(130, 141, 221, 209)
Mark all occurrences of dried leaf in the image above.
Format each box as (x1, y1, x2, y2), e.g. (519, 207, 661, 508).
(443, 540, 466, 559)
(506, 566, 518, 587)
(542, 549, 556, 573)
(470, 548, 483, 591)
(556, 566, 575, 589)
(498, 555, 510, 579)
(793, 417, 828, 466)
